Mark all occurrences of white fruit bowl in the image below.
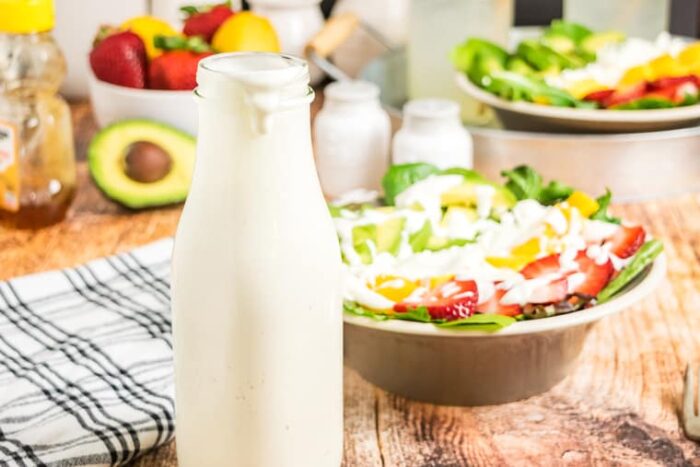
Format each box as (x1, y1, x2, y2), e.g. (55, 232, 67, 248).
(344, 253, 666, 406)
(87, 71, 198, 136)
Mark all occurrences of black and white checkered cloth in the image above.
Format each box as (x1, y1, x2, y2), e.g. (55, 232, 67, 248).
(0, 239, 175, 466)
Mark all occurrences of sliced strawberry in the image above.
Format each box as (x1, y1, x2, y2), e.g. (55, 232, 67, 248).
(571, 251, 613, 296)
(521, 253, 561, 279)
(607, 225, 645, 259)
(528, 277, 569, 304)
(394, 279, 478, 321)
(648, 75, 700, 91)
(477, 288, 522, 317)
(602, 82, 647, 108)
(583, 88, 615, 103)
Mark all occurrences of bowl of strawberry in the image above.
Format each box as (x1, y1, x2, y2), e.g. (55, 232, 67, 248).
(87, 5, 280, 135)
(333, 164, 666, 405)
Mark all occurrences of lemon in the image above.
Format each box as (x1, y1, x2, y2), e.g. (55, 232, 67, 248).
(121, 16, 178, 59)
(212, 12, 280, 53)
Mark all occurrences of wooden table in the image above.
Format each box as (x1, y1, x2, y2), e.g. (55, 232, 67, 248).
(2, 102, 700, 466)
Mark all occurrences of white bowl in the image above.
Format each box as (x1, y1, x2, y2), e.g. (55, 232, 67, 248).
(456, 73, 700, 133)
(344, 254, 666, 406)
(87, 71, 197, 135)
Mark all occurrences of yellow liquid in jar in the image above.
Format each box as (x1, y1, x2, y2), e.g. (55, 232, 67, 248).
(0, 31, 76, 229)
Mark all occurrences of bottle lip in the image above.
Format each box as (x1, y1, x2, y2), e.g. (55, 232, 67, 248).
(324, 80, 380, 103)
(197, 52, 310, 95)
(403, 99, 460, 121)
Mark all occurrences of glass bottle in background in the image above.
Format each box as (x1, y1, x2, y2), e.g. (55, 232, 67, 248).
(0, 0, 76, 229)
(407, 0, 513, 125)
(563, 0, 669, 40)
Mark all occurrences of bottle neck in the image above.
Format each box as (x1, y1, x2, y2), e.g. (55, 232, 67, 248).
(323, 98, 381, 113)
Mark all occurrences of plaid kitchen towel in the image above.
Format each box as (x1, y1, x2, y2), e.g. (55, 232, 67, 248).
(0, 239, 175, 466)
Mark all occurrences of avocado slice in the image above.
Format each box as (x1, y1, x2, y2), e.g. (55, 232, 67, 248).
(409, 220, 432, 253)
(88, 119, 195, 209)
(376, 217, 405, 256)
(580, 31, 626, 56)
(352, 224, 377, 264)
(440, 182, 516, 211)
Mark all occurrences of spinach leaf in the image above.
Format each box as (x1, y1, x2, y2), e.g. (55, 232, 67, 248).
(343, 301, 390, 321)
(393, 306, 433, 323)
(500, 165, 573, 205)
(436, 313, 516, 332)
(590, 188, 621, 224)
(596, 240, 663, 303)
(382, 163, 440, 205)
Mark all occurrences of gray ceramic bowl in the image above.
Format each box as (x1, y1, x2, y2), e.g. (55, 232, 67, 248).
(344, 254, 666, 406)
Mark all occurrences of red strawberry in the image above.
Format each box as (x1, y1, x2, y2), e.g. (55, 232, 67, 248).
(477, 288, 522, 317)
(89, 31, 147, 88)
(528, 277, 569, 304)
(607, 225, 645, 259)
(394, 279, 478, 321)
(183, 4, 234, 42)
(648, 75, 700, 91)
(149, 50, 212, 90)
(603, 82, 647, 108)
(521, 254, 561, 279)
(583, 88, 615, 104)
(571, 251, 613, 296)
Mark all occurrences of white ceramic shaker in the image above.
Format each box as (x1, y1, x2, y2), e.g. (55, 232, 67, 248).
(393, 99, 473, 169)
(249, 0, 325, 84)
(314, 80, 391, 198)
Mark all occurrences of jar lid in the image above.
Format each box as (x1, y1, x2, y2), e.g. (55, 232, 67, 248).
(324, 80, 380, 103)
(403, 99, 460, 121)
(0, 0, 54, 33)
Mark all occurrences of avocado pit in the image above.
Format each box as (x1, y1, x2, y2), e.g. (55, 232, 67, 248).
(124, 141, 173, 183)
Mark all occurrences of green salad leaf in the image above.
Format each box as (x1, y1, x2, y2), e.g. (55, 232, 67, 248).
(547, 20, 592, 44)
(597, 239, 663, 303)
(436, 313, 516, 332)
(343, 301, 390, 321)
(500, 165, 574, 205)
(393, 306, 433, 323)
(382, 163, 440, 205)
(590, 188, 621, 224)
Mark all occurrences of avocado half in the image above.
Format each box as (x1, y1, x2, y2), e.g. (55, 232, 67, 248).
(88, 119, 196, 209)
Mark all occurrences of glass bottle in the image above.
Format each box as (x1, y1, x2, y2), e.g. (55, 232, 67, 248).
(0, 0, 76, 229)
(407, 0, 513, 125)
(171, 53, 343, 466)
(564, 0, 669, 40)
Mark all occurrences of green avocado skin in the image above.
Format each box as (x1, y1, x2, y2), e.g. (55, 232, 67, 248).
(88, 119, 196, 210)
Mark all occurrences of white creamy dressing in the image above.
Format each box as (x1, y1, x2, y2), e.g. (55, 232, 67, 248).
(395, 174, 463, 226)
(547, 32, 689, 89)
(332, 188, 380, 206)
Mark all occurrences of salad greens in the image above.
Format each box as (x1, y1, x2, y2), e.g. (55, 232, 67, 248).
(382, 162, 439, 205)
(597, 239, 664, 303)
(500, 165, 574, 205)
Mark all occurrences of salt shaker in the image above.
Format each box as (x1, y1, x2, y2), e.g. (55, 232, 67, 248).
(392, 99, 473, 169)
(314, 80, 391, 198)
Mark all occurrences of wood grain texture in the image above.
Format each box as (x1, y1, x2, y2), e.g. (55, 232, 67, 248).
(1, 103, 699, 466)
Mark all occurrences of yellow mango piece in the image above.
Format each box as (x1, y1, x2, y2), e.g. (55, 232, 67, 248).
(372, 275, 418, 303)
(619, 64, 654, 86)
(566, 191, 600, 218)
(566, 79, 608, 99)
(648, 54, 688, 79)
(679, 42, 700, 67)
(511, 237, 541, 257)
(428, 274, 455, 289)
(486, 256, 532, 271)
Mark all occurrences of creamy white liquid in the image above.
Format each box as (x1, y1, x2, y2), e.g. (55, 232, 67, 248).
(171, 53, 343, 467)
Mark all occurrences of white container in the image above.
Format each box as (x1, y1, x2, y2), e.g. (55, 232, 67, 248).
(54, 0, 148, 99)
(87, 71, 197, 135)
(171, 53, 343, 466)
(407, 0, 513, 124)
(250, 0, 325, 84)
(314, 80, 391, 198)
(393, 99, 473, 169)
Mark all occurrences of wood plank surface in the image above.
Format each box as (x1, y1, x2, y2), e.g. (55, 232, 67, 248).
(1, 103, 699, 466)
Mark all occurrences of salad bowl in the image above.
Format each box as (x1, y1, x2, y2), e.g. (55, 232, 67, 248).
(456, 74, 700, 133)
(344, 253, 664, 406)
(336, 164, 666, 406)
